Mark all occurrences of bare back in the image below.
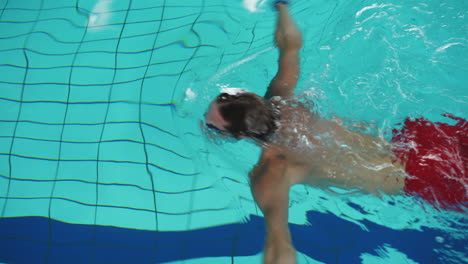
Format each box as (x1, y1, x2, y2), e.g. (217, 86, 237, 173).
(261, 97, 406, 195)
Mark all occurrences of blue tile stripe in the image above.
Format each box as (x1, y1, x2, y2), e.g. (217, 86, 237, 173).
(1, 212, 464, 264)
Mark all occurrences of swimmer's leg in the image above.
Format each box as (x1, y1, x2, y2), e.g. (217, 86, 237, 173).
(265, 1, 303, 99)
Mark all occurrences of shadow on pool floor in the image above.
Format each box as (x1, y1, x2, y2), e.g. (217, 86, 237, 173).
(0, 210, 464, 264)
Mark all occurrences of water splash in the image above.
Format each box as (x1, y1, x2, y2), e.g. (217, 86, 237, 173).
(87, 0, 114, 31)
(242, 0, 268, 13)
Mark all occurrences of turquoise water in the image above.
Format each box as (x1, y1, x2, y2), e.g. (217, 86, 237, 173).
(0, 0, 467, 263)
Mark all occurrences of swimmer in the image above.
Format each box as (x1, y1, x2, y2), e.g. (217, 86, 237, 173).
(205, 1, 467, 264)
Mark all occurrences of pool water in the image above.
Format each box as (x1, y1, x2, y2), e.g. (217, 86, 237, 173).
(0, 0, 466, 263)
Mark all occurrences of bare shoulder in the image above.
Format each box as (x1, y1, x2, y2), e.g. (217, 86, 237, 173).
(249, 147, 288, 181)
(256, 146, 288, 169)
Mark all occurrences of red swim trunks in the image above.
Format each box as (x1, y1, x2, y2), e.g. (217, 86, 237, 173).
(392, 114, 468, 210)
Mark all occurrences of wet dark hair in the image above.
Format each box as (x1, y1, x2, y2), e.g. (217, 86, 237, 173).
(215, 92, 279, 141)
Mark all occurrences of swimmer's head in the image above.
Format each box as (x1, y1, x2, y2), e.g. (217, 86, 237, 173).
(204, 92, 279, 141)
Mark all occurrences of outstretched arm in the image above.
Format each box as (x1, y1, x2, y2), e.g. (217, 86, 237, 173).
(250, 150, 296, 264)
(265, 2, 303, 99)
